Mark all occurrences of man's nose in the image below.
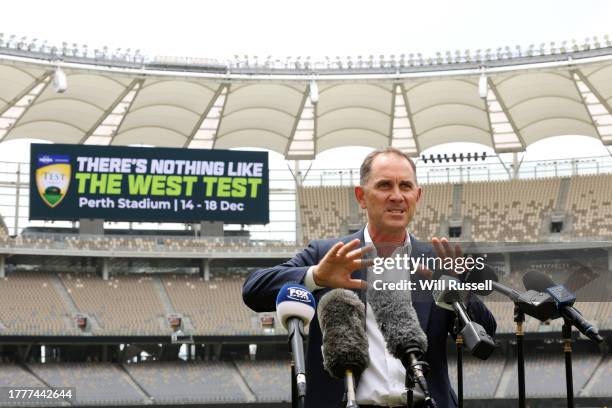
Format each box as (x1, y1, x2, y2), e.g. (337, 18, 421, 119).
(388, 185, 403, 201)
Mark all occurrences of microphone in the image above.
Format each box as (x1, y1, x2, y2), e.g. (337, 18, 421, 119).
(489, 280, 558, 322)
(368, 285, 437, 407)
(276, 283, 316, 402)
(462, 261, 499, 295)
(318, 289, 369, 408)
(432, 275, 496, 360)
(523, 271, 603, 343)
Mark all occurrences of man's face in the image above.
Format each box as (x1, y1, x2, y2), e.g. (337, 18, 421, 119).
(355, 153, 421, 237)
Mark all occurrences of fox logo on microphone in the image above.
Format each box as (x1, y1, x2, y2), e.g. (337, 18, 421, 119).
(288, 287, 311, 303)
(276, 284, 316, 330)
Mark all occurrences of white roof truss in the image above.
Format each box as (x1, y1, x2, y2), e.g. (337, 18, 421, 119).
(81, 79, 142, 145)
(0, 71, 51, 142)
(487, 78, 526, 152)
(571, 69, 612, 145)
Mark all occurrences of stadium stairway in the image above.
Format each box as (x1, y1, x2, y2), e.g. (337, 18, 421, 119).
(151, 275, 197, 333)
(451, 183, 463, 221)
(152, 276, 175, 315)
(231, 361, 257, 402)
(49, 274, 99, 333)
(118, 363, 155, 404)
(555, 177, 571, 214)
(494, 355, 514, 398)
(579, 353, 606, 397)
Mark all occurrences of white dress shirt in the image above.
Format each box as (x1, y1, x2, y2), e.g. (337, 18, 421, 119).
(304, 226, 424, 406)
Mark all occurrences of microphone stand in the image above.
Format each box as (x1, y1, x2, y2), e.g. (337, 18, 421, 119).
(288, 322, 306, 408)
(562, 319, 575, 408)
(291, 361, 298, 408)
(405, 365, 415, 408)
(454, 317, 464, 408)
(513, 305, 526, 408)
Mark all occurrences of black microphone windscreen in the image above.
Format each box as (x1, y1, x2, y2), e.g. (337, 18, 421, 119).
(465, 263, 499, 295)
(317, 289, 369, 378)
(367, 286, 427, 360)
(523, 270, 556, 292)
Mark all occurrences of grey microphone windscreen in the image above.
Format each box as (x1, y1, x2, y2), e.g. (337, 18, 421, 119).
(523, 270, 555, 292)
(317, 289, 369, 378)
(368, 285, 428, 360)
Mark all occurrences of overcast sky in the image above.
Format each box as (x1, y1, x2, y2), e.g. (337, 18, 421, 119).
(2, 0, 611, 61)
(1, 0, 612, 164)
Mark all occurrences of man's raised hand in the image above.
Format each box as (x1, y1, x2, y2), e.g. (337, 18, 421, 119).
(432, 236, 464, 278)
(312, 239, 373, 289)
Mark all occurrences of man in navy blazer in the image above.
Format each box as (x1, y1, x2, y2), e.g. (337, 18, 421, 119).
(243, 147, 496, 407)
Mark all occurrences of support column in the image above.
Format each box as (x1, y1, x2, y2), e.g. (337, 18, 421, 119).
(0, 255, 5, 278)
(101, 258, 109, 281)
(294, 160, 303, 245)
(201, 259, 211, 281)
(79, 219, 104, 235)
(512, 152, 519, 179)
(200, 221, 223, 237)
(608, 248, 612, 273)
(14, 167, 21, 233)
(503, 253, 511, 274)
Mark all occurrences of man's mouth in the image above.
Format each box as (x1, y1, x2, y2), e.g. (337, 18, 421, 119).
(387, 209, 406, 214)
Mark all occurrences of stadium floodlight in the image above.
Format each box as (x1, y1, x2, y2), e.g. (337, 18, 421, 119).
(478, 69, 488, 99)
(309, 79, 319, 105)
(53, 65, 67, 93)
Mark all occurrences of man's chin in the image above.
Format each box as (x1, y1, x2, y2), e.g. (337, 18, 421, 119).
(381, 221, 410, 234)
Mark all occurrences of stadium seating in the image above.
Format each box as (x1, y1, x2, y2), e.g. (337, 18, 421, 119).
(447, 352, 506, 398)
(59, 273, 169, 335)
(235, 359, 291, 402)
(162, 274, 261, 335)
(409, 182, 454, 240)
(298, 186, 355, 243)
(297, 175, 612, 242)
(586, 355, 612, 397)
(0, 272, 79, 335)
(502, 352, 601, 398)
(0, 269, 608, 336)
(125, 361, 251, 403)
(30, 362, 148, 405)
(565, 174, 612, 239)
(462, 178, 560, 242)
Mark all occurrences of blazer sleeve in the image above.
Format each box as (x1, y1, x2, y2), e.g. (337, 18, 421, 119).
(465, 293, 497, 337)
(242, 241, 321, 312)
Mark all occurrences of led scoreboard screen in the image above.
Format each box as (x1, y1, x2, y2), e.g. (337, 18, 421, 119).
(29, 144, 269, 224)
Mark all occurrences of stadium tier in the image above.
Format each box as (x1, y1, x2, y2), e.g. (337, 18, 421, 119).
(0, 268, 609, 337)
(298, 173, 612, 243)
(1, 355, 609, 405)
(125, 361, 252, 404)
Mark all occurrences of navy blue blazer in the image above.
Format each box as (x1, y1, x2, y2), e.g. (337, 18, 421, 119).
(242, 229, 497, 408)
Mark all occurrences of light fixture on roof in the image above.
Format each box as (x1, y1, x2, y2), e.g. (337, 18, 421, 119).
(478, 68, 488, 99)
(309, 79, 319, 105)
(53, 65, 67, 93)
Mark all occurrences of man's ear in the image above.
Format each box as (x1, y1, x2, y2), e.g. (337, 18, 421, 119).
(355, 185, 367, 209)
(416, 186, 422, 204)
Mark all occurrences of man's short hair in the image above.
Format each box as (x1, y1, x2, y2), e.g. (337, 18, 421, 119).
(359, 147, 417, 186)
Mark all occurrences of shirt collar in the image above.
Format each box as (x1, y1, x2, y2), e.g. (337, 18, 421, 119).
(363, 223, 412, 255)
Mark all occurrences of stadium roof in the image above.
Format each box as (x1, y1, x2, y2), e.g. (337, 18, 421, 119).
(1, 39, 612, 159)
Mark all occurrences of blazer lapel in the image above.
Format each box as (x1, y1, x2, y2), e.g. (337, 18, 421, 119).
(409, 234, 434, 331)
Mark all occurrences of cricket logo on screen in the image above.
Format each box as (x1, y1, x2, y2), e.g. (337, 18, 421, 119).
(35, 154, 71, 208)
